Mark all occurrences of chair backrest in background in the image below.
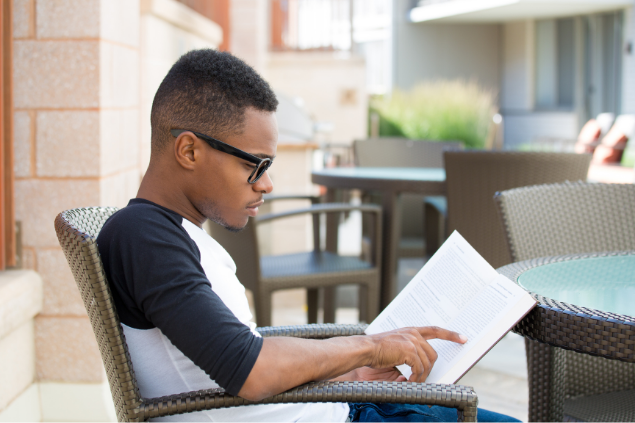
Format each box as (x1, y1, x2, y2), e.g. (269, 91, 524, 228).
(495, 181, 635, 262)
(54, 207, 142, 422)
(354, 138, 463, 168)
(354, 138, 463, 240)
(444, 151, 592, 269)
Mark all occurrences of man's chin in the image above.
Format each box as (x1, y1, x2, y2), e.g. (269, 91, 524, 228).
(222, 223, 246, 233)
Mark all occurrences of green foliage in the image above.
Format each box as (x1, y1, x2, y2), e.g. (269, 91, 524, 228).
(370, 80, 497, 149)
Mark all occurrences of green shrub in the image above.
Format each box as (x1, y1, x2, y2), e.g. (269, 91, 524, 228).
(370, 80, 497, 149)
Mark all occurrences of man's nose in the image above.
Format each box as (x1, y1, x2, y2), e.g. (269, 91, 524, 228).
(254, 170, 273, 193)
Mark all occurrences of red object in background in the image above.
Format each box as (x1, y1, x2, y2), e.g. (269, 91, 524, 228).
(592, 127, 628, 164)
(575, 119, 601, 154)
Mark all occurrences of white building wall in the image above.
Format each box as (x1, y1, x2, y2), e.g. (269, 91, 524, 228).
(501, 20, 534, 111)
(392, 0, 501, 93)
(623, 6, 635, 114)
(504, 112, 579, 149)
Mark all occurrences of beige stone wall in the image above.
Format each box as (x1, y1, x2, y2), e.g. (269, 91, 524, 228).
(10, 0, 141, 419)
(266, 51, 368, 144)
(139, 0, 222, 174)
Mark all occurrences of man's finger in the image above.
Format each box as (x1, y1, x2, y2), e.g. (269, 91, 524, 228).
(416, 326, 468, 343)
(410, 340, 432, 382)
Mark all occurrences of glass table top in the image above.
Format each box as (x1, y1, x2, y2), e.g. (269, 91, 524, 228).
(518, 255, 635, 317)
(312, 167, 446, 181)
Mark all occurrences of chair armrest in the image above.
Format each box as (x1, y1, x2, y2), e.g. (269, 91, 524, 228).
(423, 196, 448, 256)
(256, 203, 382, 267)
(264, 194, 321, 205)
(256, 203, 381, 223)
(256, 323, 368, 338)
(423, 195, 447, 218)
(138, 381, 478, 422)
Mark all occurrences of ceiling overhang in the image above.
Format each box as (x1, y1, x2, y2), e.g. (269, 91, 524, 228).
(409, 0, 633, 23)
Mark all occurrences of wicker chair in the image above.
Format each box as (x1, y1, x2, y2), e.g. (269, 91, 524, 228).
(353, 138, 463, 259)
(442, 151, 592, 269)
(54, 206, 479, 422)
(495, 181, 635, 422)
(207, 198, 382, 327)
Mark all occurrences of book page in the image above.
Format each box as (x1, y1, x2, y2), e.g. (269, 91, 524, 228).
(365, 231, 535, 384)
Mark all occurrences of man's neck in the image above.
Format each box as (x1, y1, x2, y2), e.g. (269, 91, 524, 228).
(137, 164, 206, 228)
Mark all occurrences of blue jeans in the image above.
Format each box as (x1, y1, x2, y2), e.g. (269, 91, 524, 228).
(347, 403, 521, 422)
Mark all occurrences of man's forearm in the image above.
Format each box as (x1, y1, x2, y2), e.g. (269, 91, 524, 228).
(238, 335, 373, 401)
(237, 326, 466, 401)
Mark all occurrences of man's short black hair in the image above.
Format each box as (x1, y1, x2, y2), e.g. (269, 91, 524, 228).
(150, 49, 278, 155)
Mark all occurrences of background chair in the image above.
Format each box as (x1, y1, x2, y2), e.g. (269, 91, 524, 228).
(354, 138, 463, 260)
(207, 197, 382, 327)
(495, 181, 635, 422)
(54, 207, 478, 422)
(441, 151, 592, 269)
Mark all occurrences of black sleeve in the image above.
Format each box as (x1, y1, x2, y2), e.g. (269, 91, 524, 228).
(97, 205, 262, 396)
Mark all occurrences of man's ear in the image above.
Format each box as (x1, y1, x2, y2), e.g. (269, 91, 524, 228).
(173, 132, 198, 170)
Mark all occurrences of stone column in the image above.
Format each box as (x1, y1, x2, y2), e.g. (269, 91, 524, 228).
(231, 0, 268, 74)
(12, 0, 140, 420)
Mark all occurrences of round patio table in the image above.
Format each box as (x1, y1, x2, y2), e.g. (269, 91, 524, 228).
(498, 251, 635, 359)
(311, 167, 446, 309)
(498, 251, 635, 422)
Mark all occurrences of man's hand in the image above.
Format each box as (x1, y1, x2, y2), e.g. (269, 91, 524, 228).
(366, 326, 467, 382)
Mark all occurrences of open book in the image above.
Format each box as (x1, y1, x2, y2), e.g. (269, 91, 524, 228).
(365, 231, 536, 384)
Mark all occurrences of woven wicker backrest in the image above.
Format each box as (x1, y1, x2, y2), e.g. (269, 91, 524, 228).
(495, 181, 635, 262)
(444, 151, 592, 269)
(54, 207, 143, 422)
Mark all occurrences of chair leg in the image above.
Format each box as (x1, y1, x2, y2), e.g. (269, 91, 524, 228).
(358, 284, 368, 324)
(256, 289, 273, 328)
(362, 280, 379, 323)
(526, 338, 566, 422)
(307, 288, 318, 324)
(323, 287, 336, 323)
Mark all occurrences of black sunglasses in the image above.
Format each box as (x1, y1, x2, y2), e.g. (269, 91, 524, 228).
(171, 129, 273, 184)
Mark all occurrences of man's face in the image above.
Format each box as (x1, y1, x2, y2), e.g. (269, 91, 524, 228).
(191, 107, 277, 231)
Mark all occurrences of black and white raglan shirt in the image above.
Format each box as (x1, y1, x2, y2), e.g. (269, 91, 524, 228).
(97, 199, 349, 422)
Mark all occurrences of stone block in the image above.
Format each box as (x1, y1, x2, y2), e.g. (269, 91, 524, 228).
(15, 179, 100, 248)
(100, 42, 139, 108)
(13, 0, 33, 39)
(37, 248, 86, 316)
(0, 321, 35, 411)
(22, 248, 36, 270)
(39, 381, 116, 422)
(35, 0, 99, 39)
(101, 0, 139, 48)
(100, 109, 139, 175)
(0, 270, 43, 340)
(35, 316, 103, 383)
(99, 169, 140, 208)
(14, 40, 99, 109)
(36, 111, 100, 177)
(0, 383, 41, 422)
(13, 111, 31, 178)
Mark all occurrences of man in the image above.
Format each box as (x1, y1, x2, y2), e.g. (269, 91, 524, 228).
(97, 49, 517, 422)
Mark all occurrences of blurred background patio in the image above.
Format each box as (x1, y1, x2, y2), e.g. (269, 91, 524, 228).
(1, 0, 635, 421)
